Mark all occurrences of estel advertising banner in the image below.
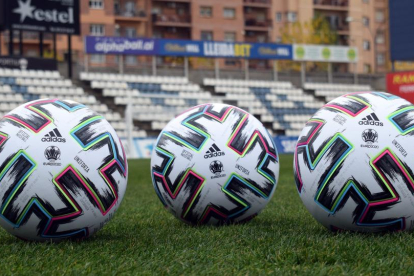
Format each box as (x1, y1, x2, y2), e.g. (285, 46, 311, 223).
(4, 0, 80, 34)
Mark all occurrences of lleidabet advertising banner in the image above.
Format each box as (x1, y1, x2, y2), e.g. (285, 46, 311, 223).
(387, 71, 414, 103)
(293, 44, 358, 63)
(4, 0, 80, 34)
(157, 39, 293, 60)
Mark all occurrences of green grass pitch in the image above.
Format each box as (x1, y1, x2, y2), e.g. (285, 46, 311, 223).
(1, 155, 414, 275)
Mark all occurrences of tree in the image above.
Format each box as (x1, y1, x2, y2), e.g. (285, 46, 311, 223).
(279, 15, 338, 71)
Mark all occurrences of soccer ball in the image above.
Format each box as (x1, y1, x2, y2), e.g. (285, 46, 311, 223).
(0, 99, 128, 241)
(294, 92, 414, 232)
(151, 103, 279, 225)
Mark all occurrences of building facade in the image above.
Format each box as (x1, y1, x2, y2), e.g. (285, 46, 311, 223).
(0, 0, 389, 74)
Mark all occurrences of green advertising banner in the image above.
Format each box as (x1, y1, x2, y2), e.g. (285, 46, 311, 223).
(293, 44, 358, 63)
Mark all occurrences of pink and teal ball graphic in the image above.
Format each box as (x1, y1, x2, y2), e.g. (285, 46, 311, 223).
(151, 103, 279, 225)
(294, 92, 414, 232)
(0, 99, 128, 242)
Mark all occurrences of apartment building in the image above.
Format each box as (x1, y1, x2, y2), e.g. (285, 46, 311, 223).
(0, 0, 389, 73)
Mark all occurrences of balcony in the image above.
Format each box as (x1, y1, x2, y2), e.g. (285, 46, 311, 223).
(244, 19, 272, 31)
(152, 0, 191, 2)
(313, 0, 349, 11)
(244, 36, 269, 43)
(4, 32, 53, 44)
(243, 0, 271, 8)
(114, 8, 148, 22)
(152, 14, 191, 28)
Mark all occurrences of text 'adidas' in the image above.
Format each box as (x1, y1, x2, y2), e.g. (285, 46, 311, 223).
(41, 128, 66, 143)
(359, 113, 383, 126)
(204, 144, 225, 159)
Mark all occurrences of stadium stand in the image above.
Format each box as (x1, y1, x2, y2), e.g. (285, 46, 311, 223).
(80, 72, 224, 137)
(0, 68, 137, 138)
(304, 82, 372, 102)
(203, 78, 326, 136)
(0, 68, 375, 138)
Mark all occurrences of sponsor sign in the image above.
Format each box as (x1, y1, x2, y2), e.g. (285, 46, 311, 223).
(123, 137, 299, 159)
(4, 0, 80, 34)
(273, 136, 298, 154)
(293, 44, 358, 63)
(0, 56, 58, 71)
(84, 36, 293, 60)
(84, 36, 157, 55)
(158, 39, 293, 60)
(387, 71, 414, 103)
(0, 0, 5, 31)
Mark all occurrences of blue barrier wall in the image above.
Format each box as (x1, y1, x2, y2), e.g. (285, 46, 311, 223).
(389, 0, 414, 61)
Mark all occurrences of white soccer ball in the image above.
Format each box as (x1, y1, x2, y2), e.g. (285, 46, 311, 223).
(0, 99, 128, 241)
(294, 92, 414, 232)
(151, 103, 279, 225)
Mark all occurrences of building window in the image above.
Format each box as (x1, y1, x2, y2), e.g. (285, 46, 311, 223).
(376, 32, 385, 44)
(125, 27, 136, 38)
(225, 59, 239, 66)
(224, 32, 236, 42)
(90, 24, 105, 36)
(362, 0, 369, 3)
(287, 12, 297, 22)
(363, 40, 371, 50)
(200, 6, 212, 17)
(362, 17, 370, 27)
(114, 26, 121, 37)
(89, 0, 104, 9)
(124, 1, 137, 16)
(223, 8, 236, 19)
(276, 12, 282, 22)
(364, 64, 371, 73)
(90, 55, 106, 64)
(126, 55, 137, 65)
(377, 53, 385, 65)
(276, 36, 282, 43)
(257, 35, 266, 43)
(376, 10, 385, 22)
(201, 31, 213, 41)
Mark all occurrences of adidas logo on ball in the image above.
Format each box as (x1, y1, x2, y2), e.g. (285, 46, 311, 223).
(204, 144, 225, 159)
(41, 128, 66, 143)
(359, 113, 383, 126)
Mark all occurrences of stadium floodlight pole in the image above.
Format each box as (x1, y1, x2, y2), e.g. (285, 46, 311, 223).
(68, 34, 72, 79)
(119, 55, 124, 74)
(301, 61, 306, 86)
(273, 60, 278, 82)
(346, 17, 376, 74)
(8, 26, 13, 56)
(328, 62, 333, 83)
(215, 58, 220, 79)
(184, 57, 189, 79)
(18, 30, 22, 56)
(245, 59, 249, 80)
(152, 56, 157, 76)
